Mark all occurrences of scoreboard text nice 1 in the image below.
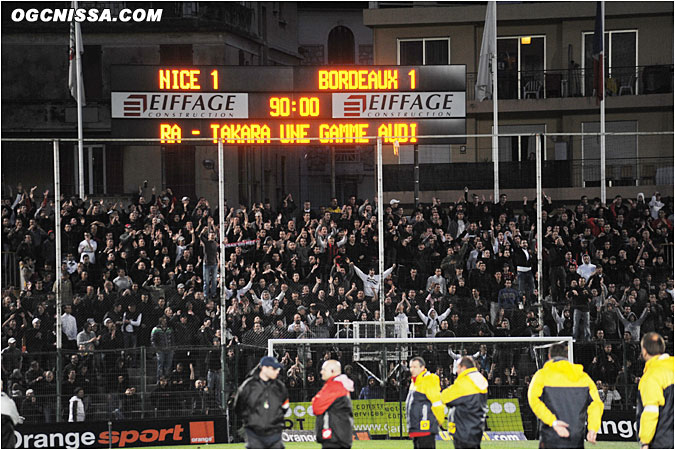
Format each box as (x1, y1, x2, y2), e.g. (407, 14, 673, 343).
(110, 66, 466, 145)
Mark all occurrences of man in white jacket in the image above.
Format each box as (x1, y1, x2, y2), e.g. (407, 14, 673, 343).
(351, 261, 395, 298)
(415, 305, 452, 337)
(649, 192, 664, 219)
(68, 387, 86, 422)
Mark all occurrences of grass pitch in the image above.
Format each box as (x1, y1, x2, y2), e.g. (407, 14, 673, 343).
(144, 440, 640, 449)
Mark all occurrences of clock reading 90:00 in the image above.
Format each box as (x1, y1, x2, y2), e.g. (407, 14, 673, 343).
(269, 97, 320, 117)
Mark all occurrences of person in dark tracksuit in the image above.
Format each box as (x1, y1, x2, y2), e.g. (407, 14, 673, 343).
(637, 332, 673, 449)
(528, 343, 603, 448)
(406, 356, 445, 449)
(311, 359, 354, 449)
(234, 356, 290, 449)
(441, 356, 488, 449)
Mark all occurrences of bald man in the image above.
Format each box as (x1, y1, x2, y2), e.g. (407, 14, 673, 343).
(311, 360, 355, 448)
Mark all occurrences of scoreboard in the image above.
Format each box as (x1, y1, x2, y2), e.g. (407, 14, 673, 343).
(110, 65, 466, 145)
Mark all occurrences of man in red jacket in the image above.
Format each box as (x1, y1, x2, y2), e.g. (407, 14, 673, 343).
(311, 360, 354, 449)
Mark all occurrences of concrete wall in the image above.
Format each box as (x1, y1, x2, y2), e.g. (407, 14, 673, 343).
(122, 146, 162, 194)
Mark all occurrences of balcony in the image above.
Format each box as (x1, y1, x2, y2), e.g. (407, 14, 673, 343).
(383, 156, 673, 191)
(466, 65, 673, 102)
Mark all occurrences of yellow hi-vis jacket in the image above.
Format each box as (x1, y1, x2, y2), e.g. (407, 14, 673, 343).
(528, 358, 603, 448)
(637, 353, 674, 448)
(440, 367, 488, 447)
(406, 369, 445, 436)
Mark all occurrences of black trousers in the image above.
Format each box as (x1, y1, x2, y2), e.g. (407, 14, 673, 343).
(413, 434, 436, 449)
(453, 438, 480, 449)
(245, 429, 284, 449)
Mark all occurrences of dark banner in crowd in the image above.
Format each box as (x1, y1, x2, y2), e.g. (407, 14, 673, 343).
(596, 410, 639, 442)
(14, 416, 228, 449)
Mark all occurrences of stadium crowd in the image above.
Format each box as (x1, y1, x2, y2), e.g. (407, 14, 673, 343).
(1, 182, 673, 426)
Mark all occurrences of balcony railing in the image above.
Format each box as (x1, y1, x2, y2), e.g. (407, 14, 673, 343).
(466, 65, 673, 101)
(383, 156, 673, 191)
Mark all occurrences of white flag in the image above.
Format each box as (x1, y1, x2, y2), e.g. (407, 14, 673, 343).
(68, 18, 86, 105)
(475, 1, 496, 101)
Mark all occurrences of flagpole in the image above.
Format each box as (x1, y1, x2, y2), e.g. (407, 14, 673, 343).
(74, 0, 85, 199)
(491, 0, 499, 202)
(53, 139, 63, 422)
(599, 1, 606, 204)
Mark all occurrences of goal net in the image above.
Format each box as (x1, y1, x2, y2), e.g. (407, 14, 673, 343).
(268, 336, 573, 442)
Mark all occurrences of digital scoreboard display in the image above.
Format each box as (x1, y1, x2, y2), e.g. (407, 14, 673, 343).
(110, 65, 466, 145)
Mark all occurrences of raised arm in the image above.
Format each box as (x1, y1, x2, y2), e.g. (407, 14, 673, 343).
(438, 307, 452, 322)
(352, 263, 367, 282)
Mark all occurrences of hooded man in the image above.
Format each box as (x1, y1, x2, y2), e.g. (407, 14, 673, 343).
(416, 305, 452, 337)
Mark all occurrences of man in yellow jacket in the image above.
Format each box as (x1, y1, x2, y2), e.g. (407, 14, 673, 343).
(528, 343, 603, 448)
(406, 357, 445, 449)
(637, 332, 673, 449)
(441, 356, 488, 449)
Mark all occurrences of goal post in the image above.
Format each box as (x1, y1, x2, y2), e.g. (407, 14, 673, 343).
(267, 337, 574, 360)
(268, 336, 573, 441)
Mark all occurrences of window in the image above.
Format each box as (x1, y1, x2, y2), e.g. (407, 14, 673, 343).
(582, 30, 637, 96)
(497, 36, 545, 99)
(397, 38, 450, 65)
(581, 121, 638, 186)
(497, 124, 546, 162)
(327, 26, 355, 64)
(79, 145, 107, 195)
(83, 45, 102, 100)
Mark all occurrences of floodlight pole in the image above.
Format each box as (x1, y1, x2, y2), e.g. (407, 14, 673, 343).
(217, 139, 227, 410)
(377, 137, 385, 338)
(536, 134, 544, 336)
(414, 144, 419, 208)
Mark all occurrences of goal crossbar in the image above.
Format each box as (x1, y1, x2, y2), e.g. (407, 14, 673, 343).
(268, 336, 574, 361)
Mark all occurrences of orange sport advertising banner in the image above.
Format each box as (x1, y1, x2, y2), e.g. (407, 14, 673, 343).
(14, 417, 225, 449)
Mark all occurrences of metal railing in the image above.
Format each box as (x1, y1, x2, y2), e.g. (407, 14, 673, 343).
(384, 156, 673, 192)
(5, 345, 240, 423)
(1, 251, 19, 289)
(466, 65, 673, 101)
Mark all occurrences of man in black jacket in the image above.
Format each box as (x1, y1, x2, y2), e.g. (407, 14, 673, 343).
(234, 356, 289, 449)
(311, 359, 354, 449)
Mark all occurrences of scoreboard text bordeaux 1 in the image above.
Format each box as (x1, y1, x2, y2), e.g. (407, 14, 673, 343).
(110, 65, 466, 145)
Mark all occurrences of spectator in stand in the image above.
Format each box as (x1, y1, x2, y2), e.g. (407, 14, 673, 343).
(68, 387, 85, 422)
(351, 261, 396, 299)
(200, 226, 219, 299)
(513, 240, 535, 302)
(61, 304, 78, 349)
(497, 279, 519, 319)
(577, 254, 597, 281)
(416, 304, 452, 338)
(359, 376, 383, 400)
(150, 376, 173, 417)
(597, 382, 622, 410)
(1, 338, 23, 379)
(151, 316, 174, 381)
(20, 389, 42, 423)
(571, 278, 592, 342)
